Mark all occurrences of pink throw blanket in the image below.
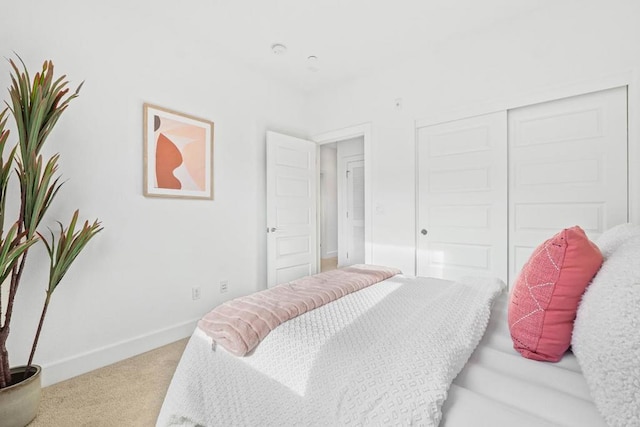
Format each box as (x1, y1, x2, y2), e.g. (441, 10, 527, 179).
(197, 264, 401, 356)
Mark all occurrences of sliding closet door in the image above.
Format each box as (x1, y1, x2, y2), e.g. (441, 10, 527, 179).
(417, 111, 508, 282)
(509, 86, 628, 282)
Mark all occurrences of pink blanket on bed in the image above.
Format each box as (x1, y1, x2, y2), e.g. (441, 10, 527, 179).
(197, 264, 401, 356)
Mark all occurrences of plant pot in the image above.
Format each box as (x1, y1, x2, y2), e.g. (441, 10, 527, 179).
(0, 365, 42, 427)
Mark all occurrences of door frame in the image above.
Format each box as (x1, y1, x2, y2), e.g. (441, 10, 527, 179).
(313, 123, 373, 269)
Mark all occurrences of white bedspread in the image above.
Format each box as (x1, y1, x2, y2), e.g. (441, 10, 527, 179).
(157, 275, 504, 426)
(442, 294, 607, 427)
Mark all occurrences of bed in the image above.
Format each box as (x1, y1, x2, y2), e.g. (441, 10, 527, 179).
(157, 225, 640, 426)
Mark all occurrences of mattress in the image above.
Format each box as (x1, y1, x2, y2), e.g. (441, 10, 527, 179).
(442, 294, 606, 427)
(158, 275, 606, 426)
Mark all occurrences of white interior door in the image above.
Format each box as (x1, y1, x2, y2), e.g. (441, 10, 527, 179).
(417, 111, 508, 282)
(266, 131, 317, 287)
(509, 86, 628, 282)
(346, 159, 365, 265)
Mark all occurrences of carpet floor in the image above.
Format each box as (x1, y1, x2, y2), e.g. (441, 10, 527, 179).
(30, 338, 188, 426)
(320, 257, 338, 272)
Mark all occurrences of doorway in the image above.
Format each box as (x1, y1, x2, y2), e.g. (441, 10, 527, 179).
(319, 137, 365, 271)
(266, 125, 371, 287)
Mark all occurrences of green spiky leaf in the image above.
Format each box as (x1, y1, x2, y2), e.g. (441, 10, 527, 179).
(39, 210, 102, 295)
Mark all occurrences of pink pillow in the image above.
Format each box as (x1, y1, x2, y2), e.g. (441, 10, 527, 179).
(508, 226, 603, 362)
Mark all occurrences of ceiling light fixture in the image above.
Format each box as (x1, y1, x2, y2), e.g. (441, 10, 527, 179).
(271, 43, 287, 55)
(307, 55, 319, 72)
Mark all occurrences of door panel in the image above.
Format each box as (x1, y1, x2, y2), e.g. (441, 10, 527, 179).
(417, 111, 508, 282)
(266, 131, 317, 287)
(509, 86, 628, 280)
(346, 160, 365, 265)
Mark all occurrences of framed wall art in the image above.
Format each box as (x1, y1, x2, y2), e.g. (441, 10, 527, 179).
(143, 103, 214, 199)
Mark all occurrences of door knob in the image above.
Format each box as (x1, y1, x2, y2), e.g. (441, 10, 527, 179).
(421, 229, 428, 235)
(270, 227, 277, 232)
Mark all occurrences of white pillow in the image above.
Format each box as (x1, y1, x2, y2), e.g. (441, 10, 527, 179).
(596, 223, 640, 259)
(572, 234, 640, 426)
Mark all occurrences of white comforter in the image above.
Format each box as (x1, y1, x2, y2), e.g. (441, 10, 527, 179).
(157, 275, 505, 426)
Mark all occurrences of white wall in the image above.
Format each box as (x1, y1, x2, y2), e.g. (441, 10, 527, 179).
(307, 0, 640, 275)
(336, 137, 365, 161)
(320, 145, 338, 258)
(0, 2, 308, 385)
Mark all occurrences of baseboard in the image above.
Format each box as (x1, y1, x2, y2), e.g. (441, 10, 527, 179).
(40, 318, 198, 387)
(323, 251, 337, 258)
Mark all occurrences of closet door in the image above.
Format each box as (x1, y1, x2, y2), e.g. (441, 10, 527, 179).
(417, 111, 508, 282)
(509, 87, 628, 282)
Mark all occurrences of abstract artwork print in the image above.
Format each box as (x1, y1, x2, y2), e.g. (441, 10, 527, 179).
(143, 104, 214, 199)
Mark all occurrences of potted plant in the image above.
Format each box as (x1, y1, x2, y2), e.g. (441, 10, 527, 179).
(0, 57, 102, 427)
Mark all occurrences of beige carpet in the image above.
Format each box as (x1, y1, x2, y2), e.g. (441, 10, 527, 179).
(321, 257, 338, 272)
(30, 338, 188, 427)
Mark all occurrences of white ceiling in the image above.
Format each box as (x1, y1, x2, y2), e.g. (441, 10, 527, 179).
(152, 0, 559, 93)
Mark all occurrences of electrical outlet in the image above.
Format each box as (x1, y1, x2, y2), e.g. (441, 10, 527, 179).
(192, 287, 201, 300)
(220, 280, 228, 293)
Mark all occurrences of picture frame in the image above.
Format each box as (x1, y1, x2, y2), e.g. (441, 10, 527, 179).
(143, 103, 214, 200)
